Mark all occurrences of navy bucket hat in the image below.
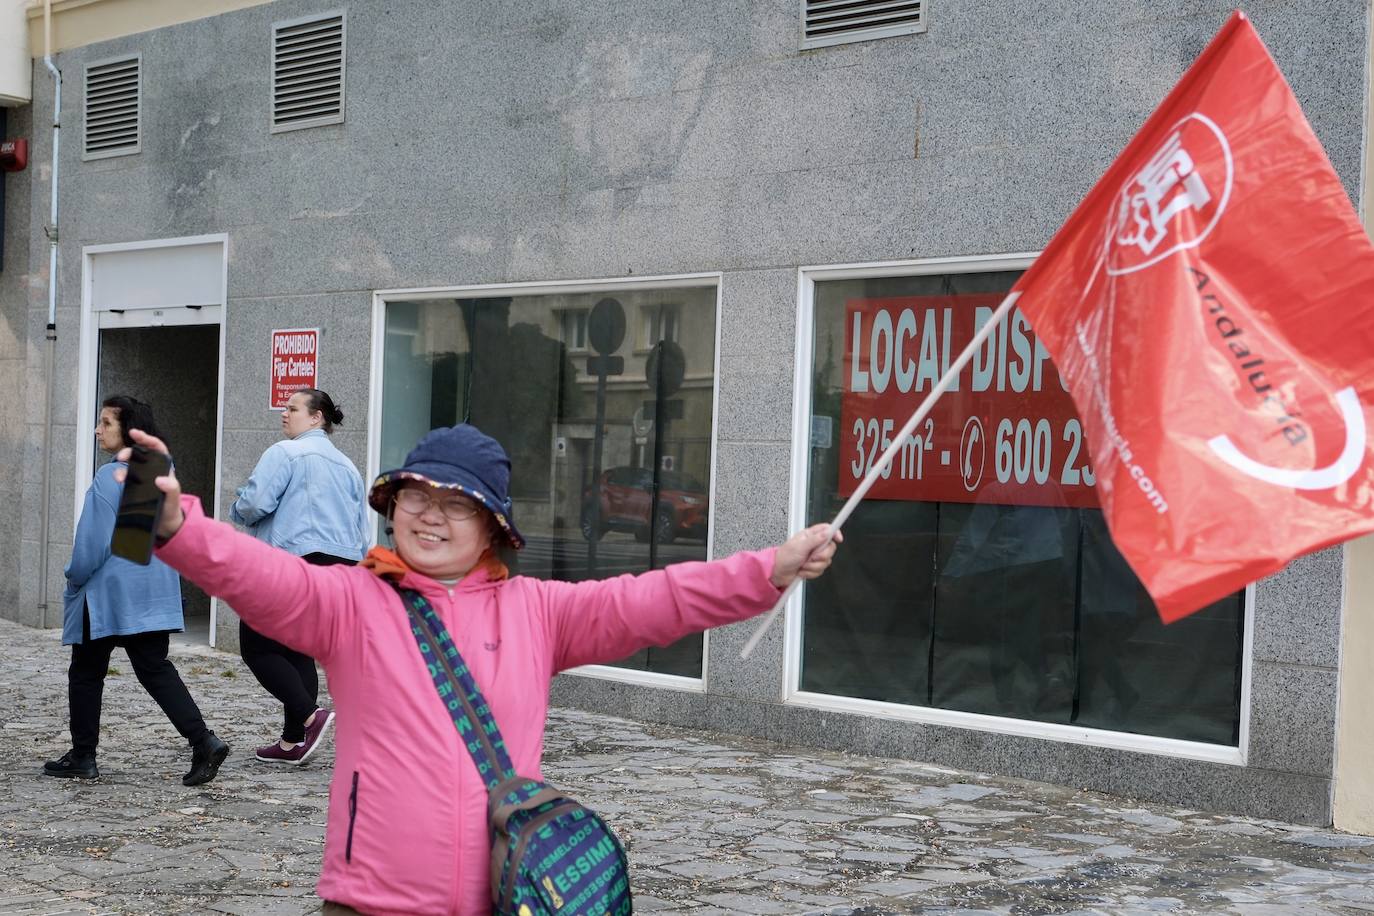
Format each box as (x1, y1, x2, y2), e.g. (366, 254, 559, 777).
(369, 424, 525, 549)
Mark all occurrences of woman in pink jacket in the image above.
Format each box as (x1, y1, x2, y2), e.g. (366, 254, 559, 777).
(128, 423, 838, 915)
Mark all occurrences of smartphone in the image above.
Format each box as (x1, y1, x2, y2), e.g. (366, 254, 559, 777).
(110, 445, 172, 565)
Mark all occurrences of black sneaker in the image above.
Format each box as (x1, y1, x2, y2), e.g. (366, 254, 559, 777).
(182, 732, 230, 786)
(43, 751, 99, 779)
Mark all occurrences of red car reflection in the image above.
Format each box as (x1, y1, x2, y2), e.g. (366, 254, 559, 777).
(580, 466, 708, 544)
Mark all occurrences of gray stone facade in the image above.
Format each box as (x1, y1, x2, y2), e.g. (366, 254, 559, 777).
(0, 0, 1366, 825)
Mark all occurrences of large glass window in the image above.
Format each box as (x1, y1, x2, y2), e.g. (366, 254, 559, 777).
(801, 268, 1244, 745)
(380, 285, 718, 677)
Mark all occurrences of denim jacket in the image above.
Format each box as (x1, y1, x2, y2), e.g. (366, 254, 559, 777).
(230, 429, 368, 560)
(62, 461, 184, 645)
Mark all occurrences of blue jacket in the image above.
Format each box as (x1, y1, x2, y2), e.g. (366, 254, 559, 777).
(63, 461, 185, 645)
(230, 429, 368, 560)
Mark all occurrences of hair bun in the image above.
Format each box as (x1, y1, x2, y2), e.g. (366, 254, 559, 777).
(331, 407, 345, 425)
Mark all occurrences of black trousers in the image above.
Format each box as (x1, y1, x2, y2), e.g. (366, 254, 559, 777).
(69, 607, 210, 757)
(239, 551, 353, 743)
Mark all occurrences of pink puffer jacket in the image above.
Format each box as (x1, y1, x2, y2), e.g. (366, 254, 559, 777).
(157, 497, 781, 915)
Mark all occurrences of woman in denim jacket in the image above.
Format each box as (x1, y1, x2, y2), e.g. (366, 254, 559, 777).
(231, 388, 367, 765)
(44, 395, 229, 786)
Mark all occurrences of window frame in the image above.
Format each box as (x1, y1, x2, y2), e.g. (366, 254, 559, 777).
(635, 302, 682, 352)
(557, 306, 590, 353)
(369, 272, 725, 693)
(785, 253, 1254, 765)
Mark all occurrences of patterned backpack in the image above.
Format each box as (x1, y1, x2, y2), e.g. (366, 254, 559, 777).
(399, 588, 634, 915)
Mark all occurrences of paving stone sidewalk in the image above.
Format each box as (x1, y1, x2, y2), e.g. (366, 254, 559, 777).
(2, 616, 1372, 915)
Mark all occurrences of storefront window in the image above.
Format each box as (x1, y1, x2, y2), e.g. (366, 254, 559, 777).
(380, 285, 718, 677)
(801, 269, 1244, 745)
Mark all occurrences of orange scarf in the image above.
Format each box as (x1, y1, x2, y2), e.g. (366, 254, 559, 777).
(359, 545, 509, 582)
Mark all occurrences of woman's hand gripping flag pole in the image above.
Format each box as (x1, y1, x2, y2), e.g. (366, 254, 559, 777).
(739, 290, 1023, 659)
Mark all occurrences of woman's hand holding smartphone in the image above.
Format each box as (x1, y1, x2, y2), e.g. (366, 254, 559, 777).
(113, 429, 186, 549)
(109, 445, 171, 564)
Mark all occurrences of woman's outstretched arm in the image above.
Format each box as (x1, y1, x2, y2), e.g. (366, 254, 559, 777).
(542, 525, 841, 671)
(119, 429, 361, 663)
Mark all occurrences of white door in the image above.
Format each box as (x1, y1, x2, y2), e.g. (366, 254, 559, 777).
(77, 235, 228, 646)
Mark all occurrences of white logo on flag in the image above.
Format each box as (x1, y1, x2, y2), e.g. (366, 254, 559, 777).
(1104, 113, 1233, 276)
(1118, 132, 1211, 256)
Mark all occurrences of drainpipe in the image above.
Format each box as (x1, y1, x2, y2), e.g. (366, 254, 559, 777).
(36, 0, 61, 628)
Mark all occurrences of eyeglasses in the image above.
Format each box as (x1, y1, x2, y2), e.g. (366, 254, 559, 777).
(393, 488, 484, 522)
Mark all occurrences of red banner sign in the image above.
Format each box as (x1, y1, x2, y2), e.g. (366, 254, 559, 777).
(1010, 12, 1374, 621)
(270, 328, 319, 409)
(840, 294, 1098, 508)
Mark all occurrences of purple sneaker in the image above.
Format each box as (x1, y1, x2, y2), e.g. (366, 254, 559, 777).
(254, 740, 308, 765)
(297, 707, 335, 765)
(255, 708, 334, 766)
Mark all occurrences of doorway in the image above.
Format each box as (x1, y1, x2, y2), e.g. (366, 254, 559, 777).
(95, 325, 221, 643)
(78, 234, 228, 646)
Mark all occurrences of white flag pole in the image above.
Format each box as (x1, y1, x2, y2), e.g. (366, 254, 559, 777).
(738, 290, 1023, 660)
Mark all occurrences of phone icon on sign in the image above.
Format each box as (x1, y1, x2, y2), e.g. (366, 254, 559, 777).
(960, 417, 985, 492)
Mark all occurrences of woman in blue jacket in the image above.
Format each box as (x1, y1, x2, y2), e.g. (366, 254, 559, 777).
(231, 388, 367, 765)
(44, 395, 229, 786)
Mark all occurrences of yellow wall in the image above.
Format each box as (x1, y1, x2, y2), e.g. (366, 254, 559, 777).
(25, 0, 276, 56)
(1332, 2, 1374, 836)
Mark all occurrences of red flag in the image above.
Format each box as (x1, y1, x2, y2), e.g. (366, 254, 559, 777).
(1012, 11, 1374, 622)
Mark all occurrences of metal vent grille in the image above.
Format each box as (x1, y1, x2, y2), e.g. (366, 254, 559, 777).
(272, 12, 346, 132)
(83, 55, 141, 159)
(803, 0, 925, 49)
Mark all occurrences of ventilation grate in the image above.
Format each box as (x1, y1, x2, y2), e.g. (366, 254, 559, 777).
(803, 0, 925, 48)
(272, 12, 345, 132)
(83, 56, 141, 159)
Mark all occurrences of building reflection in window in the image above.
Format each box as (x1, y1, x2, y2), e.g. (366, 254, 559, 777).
(380, 286, 718, 677)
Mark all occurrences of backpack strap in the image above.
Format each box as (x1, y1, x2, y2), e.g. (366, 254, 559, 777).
(395, 586, 515, 792)
(489, 774, 567, 830)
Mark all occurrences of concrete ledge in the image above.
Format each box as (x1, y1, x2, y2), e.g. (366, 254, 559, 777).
(552, 673, 1334, 826)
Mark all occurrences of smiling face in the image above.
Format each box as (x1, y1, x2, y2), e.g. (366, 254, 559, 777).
(96, 407, 124, 454)
(281, 392, 322, 439)
(390, 482, 493, 580)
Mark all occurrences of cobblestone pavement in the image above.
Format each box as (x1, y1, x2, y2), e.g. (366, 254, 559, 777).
(2, 617, 1373, 915)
